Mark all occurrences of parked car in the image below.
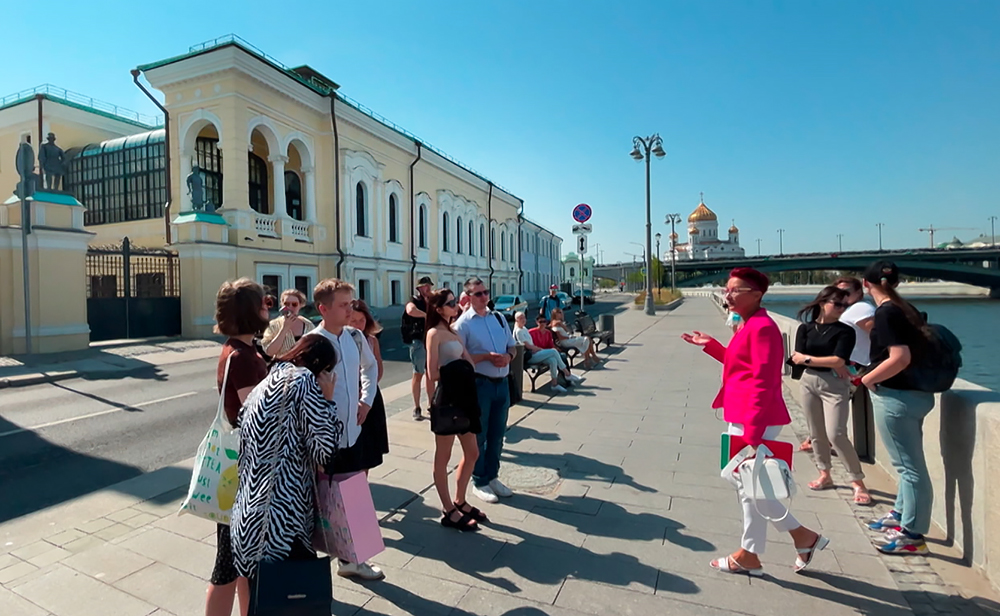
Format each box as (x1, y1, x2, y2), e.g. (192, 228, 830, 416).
(572, 289, 596, 305)
(555, 292, 572, 309)
(493, 294, 528, 321)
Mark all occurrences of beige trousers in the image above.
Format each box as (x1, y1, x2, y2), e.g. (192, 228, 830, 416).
(800, 370, 865, 481)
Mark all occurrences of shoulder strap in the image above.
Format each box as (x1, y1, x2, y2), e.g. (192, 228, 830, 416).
(493, 312, 506, 331)
(217, 354, 235, 428)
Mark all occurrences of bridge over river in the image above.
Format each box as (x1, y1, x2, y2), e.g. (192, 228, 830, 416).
(594, 246, 1000, 297)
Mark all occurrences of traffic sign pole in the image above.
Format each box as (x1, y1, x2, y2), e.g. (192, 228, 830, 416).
(571, 204, 593, 311)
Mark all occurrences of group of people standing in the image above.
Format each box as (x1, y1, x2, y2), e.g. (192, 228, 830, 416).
(682, 260, 941, 578)
(206, 278, 389, 616)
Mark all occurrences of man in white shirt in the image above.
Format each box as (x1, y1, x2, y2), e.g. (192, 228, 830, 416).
(311, 278, 383, 581)
(455, 277, 518, 504)
(837, 277, 876, 366)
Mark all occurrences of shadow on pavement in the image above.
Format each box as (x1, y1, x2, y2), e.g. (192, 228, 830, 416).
(501, 449, 656, 493)
(504, 426, 560, 445)
(0, 414, 188, 523)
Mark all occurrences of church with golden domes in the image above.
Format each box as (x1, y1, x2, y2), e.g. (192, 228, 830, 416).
(668, 194, 745, 261)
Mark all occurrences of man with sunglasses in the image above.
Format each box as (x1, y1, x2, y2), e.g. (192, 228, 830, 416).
(454, 277, 518, 504)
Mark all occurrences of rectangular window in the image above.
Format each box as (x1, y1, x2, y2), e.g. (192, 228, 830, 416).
(134, 273, 166, 298)
(391, 280, 401, 305)
(262, 275, 281, 297)
(358, 279, 370, 302)
(295, 276, 311, 298)
(89, 275, 117, 298)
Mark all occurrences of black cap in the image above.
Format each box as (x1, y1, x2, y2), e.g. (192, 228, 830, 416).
(417, 276, 433, 287)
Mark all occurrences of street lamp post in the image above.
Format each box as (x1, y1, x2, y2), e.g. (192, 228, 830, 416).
(664, 213, 681, 292)
(876, 223, 885, 251)
(990, 216, 997, 247)
(654, 233, 661, 296)
(777, 229, 785, 255)
(630, 134, 666, 315)
(756, 238, 762, 256)
(837, 233, 844, 252)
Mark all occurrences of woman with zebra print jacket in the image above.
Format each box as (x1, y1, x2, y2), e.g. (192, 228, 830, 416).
(231, 334, 345, 580)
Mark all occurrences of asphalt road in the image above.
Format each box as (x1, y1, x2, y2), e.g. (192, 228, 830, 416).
(0, 294, 629, 523)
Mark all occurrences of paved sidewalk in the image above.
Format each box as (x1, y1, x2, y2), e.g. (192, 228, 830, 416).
(1, 299, 998, 615)
(0, 340, 221, 388)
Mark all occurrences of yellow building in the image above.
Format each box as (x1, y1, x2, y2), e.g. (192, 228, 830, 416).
(0, 36, 545, 348)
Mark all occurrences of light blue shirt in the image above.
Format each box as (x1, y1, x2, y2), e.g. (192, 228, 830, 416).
(454, 309, 517, 378)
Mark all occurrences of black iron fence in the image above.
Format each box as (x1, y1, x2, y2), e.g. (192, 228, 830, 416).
(86, 237, 181, 341)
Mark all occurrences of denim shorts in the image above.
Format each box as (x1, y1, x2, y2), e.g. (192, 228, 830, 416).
(409, 340, 427, 374)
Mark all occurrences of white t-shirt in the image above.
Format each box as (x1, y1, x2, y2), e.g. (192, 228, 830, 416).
(513, 326, 532, 347)
(839, 301, 876, 366)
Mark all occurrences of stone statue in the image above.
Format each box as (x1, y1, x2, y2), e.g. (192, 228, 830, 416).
(14, 136, 37, 199)
(187, 164, 206, 211)
(38, 132, 65, 191)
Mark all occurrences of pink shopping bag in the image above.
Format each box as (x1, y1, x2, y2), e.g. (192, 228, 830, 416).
(313, 471, 385, 564)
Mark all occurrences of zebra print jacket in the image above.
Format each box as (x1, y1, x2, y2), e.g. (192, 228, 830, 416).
(231, 362, 344, 577)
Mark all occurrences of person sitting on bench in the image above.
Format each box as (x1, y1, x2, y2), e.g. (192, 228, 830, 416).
(550, 308, 600, 368)
(512, 312, 583, 394)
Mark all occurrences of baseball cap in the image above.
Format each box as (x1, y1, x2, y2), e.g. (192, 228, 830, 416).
(417, 276, 434, 287)
(549, 284, 559, 290)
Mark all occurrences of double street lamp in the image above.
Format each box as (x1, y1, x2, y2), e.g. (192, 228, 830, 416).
(630, 134, 666, 315)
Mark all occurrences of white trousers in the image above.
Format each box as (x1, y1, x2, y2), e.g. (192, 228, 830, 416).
(729, 423, 801, 554)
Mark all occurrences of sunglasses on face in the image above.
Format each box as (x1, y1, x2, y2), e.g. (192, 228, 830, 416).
(444, 299, 458, 308)
(473, 290, 490, 298)
(829, 301, 849, 309)
(724, 287, 755, 296)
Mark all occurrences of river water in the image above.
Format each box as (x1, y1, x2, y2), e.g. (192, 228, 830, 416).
(763, 294, 999, 392)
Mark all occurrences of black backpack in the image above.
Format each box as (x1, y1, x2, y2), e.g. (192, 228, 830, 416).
(903, 323, 962, 393)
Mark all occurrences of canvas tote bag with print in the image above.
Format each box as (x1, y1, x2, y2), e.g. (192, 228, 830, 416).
(179, 355, 241, 524)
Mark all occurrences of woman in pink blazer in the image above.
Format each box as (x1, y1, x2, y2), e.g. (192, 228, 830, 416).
(682, 268, 828, 577)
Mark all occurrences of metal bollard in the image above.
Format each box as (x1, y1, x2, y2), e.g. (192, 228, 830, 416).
(508, 344, 525, 404)
(598, 314, 615, 345)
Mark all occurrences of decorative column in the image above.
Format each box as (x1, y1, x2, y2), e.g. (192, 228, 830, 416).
(302, 166, 316, 222)
(270, 155, 288, 217)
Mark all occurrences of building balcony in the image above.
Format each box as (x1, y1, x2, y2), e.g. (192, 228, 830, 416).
(220, 208, 321, 246)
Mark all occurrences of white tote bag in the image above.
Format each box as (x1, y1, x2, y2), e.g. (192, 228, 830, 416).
(179, 355, 240, 525)
(722, 443, 796, 523)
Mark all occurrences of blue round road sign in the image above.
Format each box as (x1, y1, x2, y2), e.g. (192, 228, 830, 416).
(572, 203, 592, 223)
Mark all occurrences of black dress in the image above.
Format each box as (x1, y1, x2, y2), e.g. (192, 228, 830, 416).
(431, 359, 482, 435)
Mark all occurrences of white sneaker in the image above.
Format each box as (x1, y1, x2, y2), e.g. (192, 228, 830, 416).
(472, 484, 499, 503)
(337, 561, 385, 581)
(566, 374, 585, 384)
(552, 384, 568, 394)
(489, 479, 513, 498)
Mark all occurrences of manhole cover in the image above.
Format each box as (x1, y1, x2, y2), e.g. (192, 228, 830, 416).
(498, 464, 562, 495)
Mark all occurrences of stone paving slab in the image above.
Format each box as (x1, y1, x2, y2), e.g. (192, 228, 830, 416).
(1, 297, 998, 615)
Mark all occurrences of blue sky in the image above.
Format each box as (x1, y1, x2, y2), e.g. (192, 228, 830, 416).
(4, 1, 999, 262)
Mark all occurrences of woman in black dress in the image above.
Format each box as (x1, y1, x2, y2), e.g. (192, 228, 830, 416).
(347, 300, 390, 472)
(425, 288, 484, 531)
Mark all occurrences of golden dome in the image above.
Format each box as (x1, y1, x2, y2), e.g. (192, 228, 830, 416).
(688, 200, 718, 223)
(689, 227, 700, 235)
(729, 222, 739, 234)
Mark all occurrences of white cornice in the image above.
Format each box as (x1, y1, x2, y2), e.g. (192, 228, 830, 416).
(0, 97, 154, 137)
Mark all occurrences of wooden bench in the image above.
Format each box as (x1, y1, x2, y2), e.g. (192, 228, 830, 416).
(574, 313, 613, 352)
(523, 351, 570, 392)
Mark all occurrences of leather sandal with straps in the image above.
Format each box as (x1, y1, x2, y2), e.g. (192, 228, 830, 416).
(710, 555, 763, 577)
(454, 501, 489, 523)
(794, 534, 830, 573)
(441, 508, 479, 532)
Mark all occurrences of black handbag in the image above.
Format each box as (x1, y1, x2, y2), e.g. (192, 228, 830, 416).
(248, 371, 333, 616)
(249, 557, 332, 616)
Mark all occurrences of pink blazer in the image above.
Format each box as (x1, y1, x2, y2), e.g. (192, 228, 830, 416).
(703, 308, 790, 446)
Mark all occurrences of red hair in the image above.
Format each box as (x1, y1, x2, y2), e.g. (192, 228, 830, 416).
(729, 267, 770, 294)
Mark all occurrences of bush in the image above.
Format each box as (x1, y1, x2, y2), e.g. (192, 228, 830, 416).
(634, 288, 682, 305)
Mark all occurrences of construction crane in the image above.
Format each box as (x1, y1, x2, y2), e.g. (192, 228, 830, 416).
(917, 225, 978, 248)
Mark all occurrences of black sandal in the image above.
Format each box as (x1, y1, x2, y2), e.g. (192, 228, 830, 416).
(441, 508, 479, 532)
(454, 501, 489, 523)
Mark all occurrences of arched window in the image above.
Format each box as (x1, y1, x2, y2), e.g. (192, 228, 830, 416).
(355, 182, 367, 237)
(468, 221, 475, 256)
(480, 224, 486, 256)
(490, 229, 496, 259)
(248, 152, 269, 213)
(284, 171, 302, 220)
(419, 205, 427, 248)
(388, 194, 398, 243)
(570, 267, 576, 277)
(456, 217, 463, 253)
(442, 212, 450, 252)
(195, 136, 223, 210)
(500, 232, 506, 261)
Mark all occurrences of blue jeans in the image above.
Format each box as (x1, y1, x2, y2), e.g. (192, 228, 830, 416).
(871, 386, 936, 535)
(473, 377, 510, 487)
